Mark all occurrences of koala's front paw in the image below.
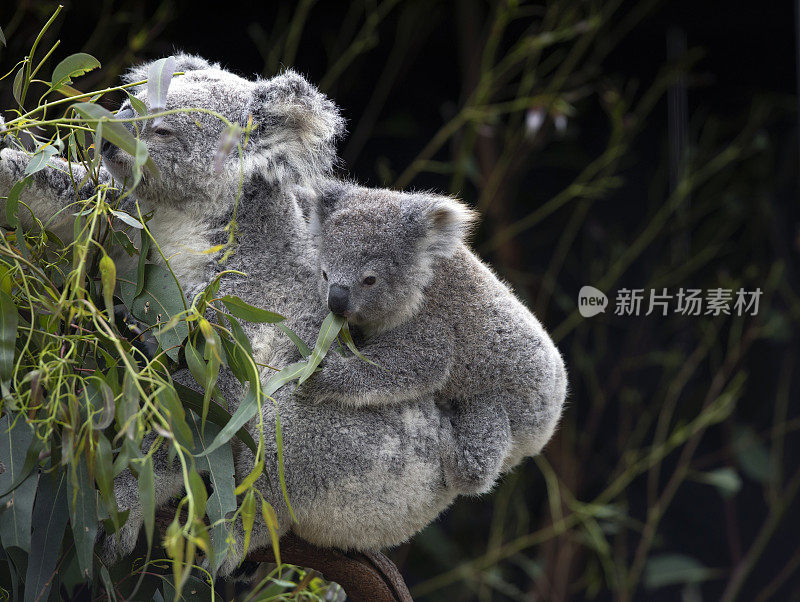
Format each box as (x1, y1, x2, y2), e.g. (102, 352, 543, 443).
(97, 517, 142, 565)
(95, 471, 144, 565)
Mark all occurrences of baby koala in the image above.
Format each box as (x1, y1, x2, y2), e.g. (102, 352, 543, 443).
(295, 181, 565, 473)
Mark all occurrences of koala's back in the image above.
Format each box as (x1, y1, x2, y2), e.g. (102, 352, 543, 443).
(432, 246, 566, 443)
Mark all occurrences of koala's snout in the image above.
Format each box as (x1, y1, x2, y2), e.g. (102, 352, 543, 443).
(102, 107, 136, 158)
(327, 284, 350, 316)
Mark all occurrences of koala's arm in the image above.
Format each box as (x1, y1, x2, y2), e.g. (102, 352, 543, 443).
(0, 146, 115, 234)
(299, 316, 455, 406)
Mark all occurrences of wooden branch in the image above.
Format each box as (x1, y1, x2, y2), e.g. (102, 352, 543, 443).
(154, 507, 413, 601)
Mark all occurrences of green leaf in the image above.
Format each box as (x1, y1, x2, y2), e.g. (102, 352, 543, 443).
(277, 323, 311, 358)
(67, 454, 98, 580)
(117, 368, 140, 441)
(119, 264, 188, 361)
(340, 321, 381, 367)
(198, 321, 222, 433)
(49, 53, 101, 91)
(12, 68, 24, 105)
(135, 228, 151, 298)
(174, 382, 257, 454)
(692, 467, 742, 499)
(5, 176, 31, 229)
(733, 426, 774, 484)
(0, 415, 41, 498)
(194, 361, 306, 458)
(241, 489, 255, 556)
(297, 312, 346, 385)
(187, 416, 236, 575)
(95, 434, 121, 529)
(130, 138, 150, 189)
(99, 253, 116, 322)
(157, 385, 194, 450)
(644, 554, 713, 590)
(234, 459, 263, 496)
(126, 92, 147, 117)
(109, 209, 144, 230)
(0, 289, 18, 381)
(139, 455, 155, 548)
(25, 470, 69, 602)
(71, 102, 158, 176)
(23, 145, 58, 176)
(0, 472, 38, 553)
(261, 500, 281, 567)
(187, 470, 208, 520)
(0, 25, 6, 46)
(147, 56, 176, 127)
(221, 295, 285, 324)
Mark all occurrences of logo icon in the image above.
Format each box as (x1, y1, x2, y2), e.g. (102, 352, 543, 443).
(578, 285, 608, 317)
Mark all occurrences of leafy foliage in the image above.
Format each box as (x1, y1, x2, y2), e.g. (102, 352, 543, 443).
(0, 9, 349, 600)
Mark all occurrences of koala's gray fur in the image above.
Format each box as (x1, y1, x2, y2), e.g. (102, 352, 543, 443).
(0, 55, 567, 576)
(300, 181, 568, 472)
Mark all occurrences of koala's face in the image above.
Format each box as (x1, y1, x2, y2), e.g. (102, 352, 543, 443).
(103, 73, 238, 207)
(311, 186, 475, 333)
(102, 55, 343, 214)
(316, 202, 425, 331)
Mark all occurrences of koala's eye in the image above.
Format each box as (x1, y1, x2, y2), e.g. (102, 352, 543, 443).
(322, 270, 328, 281)
(362, 276, 377, 286)
(151, 126, 173, 137)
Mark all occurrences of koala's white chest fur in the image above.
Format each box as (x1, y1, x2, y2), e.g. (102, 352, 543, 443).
(146, 206, 217, 293)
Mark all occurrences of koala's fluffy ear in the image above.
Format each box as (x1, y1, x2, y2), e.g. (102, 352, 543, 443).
(122, 52, 218, 86)
(413, 196, 478, 258)
(244, 70, 345, 160)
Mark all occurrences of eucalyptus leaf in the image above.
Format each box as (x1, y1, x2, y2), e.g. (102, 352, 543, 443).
(277, 323, 311, 358)
(0, 472, 38, 553)
(0, 289, 18, 382)
(188, 415, 236, 575)
(298, 312, 346, 385)
(126, 92, 147, 117)
(99, 253, 116, 322)
(12, 68, 24, 105)
(49, 53, 100, 91)
(25, 470, 69, 602)
(5, 176, 32, 229)
(221, 295, 285, 324)
(692, 467, 742, 498)
(119, 264, 188, 361)
(71, 102, 158, 176)
(147, 56, 176, 127)
(139, 454, 155, 549)
(135, 228, 152, 298)
(67, 454, 98, 580)
(195, 361, 306, 458)
(0, 415, 41, 498)
(109, 209, 144, 230)
(644, 554, 713, 590)
(23, 145, 58, 176)
(174, 382, 257, 453)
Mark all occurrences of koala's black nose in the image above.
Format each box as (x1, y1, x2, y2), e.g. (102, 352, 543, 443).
(327, 285, 350, 316)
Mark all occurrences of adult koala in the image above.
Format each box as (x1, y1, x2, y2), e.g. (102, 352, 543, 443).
(0, 55, 567, 575)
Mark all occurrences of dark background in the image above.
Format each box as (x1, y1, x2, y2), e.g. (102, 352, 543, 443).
(1, 1, 798, 600)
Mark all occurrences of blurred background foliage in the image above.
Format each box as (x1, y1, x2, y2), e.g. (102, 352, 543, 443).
(1, 0, 798, 600)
